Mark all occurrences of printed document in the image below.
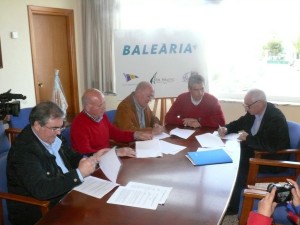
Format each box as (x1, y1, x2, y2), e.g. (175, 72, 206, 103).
(73, 176, 119, 199)
(154, 132, 170, 140)
(107, 182, 172, 210)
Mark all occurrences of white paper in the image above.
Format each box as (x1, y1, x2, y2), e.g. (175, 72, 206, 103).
(169, 128, 195, 139)
(195, 133, 225, 147)
(73, 176, 119, 199)
(126, 182, 172, 204)
(107, 186, 160, 210)
(212, 131, 240, 140)
(154, 132, 170, 140)
(99, 147, 121, 183)
(107, 182, 172, 210)
(135, 139, 162, 158)
(159, 140, 186, 155)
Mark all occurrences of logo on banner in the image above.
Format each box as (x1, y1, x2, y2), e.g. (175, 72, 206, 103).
(122, 43, 196, 55)
(150, 72, 175, 84)
(123, 73, 139, 82)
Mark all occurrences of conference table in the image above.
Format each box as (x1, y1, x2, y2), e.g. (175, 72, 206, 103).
(37, 125, 240, 225)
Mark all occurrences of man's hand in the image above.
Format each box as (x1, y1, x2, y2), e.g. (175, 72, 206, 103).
(287, 179, 300, 207)
(152, 124, 163, 135)
(92, 148, 110, 162)
(135, 131, 153, 140)
(238, 131, 249, 141)
(78, 157, 98, 178)
(257, 187, 277, 217)
(218, 126, 227, 137)
(182, 118, 201, 128)
(116, 147, 136, 157)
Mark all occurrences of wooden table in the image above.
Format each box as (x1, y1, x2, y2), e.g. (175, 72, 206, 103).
(37, 125, 240, 225)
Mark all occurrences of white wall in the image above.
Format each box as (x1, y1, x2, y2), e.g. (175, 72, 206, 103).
(0, 0, 84, 108)
(0, 0, 299, 123)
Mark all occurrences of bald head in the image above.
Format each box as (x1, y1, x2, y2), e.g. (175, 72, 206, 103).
(134, 81, 155, 108)
(82, 88, 106, 119)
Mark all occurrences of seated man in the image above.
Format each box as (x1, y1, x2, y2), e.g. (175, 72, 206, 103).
(71, 88, 153, 157)
(218, 88, 290, 214)
(114, 81, 163, 135)
(165, 72, 225, 128)
(7, 101, 106, 225)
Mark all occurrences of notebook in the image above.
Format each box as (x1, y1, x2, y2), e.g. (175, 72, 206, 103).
(186, 149, 233, 166)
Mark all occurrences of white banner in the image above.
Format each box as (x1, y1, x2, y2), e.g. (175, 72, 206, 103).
(114, 29, 207, 100)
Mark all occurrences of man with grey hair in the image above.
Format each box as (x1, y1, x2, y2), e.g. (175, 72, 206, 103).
(218, 88, 290, 214)
(115, 81, 163, 135)
(165, 72, 225, 128)
(7, 101, 106, 225)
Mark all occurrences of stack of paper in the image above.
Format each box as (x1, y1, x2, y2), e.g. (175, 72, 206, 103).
(107, 182, 172, 210)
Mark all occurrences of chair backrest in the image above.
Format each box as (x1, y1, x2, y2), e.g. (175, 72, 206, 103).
(61, 126, 71, 148)
(0, 152, 11, 225)
(287, 121, 300, 149)
(10, 107, 32, 129)
(0, 122, 10, 156)
(105, 110, 116, 123)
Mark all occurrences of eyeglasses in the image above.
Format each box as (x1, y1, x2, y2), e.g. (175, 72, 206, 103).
(243, 100, 260, 110)
(43, 125, 66, 132)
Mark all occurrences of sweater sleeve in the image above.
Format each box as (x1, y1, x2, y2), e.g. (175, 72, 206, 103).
(247, 211, 273, 225)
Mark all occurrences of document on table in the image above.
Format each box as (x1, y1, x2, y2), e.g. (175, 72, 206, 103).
(159, 140, 186, 155)
(212, 131, 240, 140)
(195, 133, 225, 147)
(107, 182, 172, 210)
(169, 127, 195, 139)
(99, 146, 121, 183)
(126, 182, 172, 204)
(154, 132, 170, 140)
(135, 139, 163, 158)
(73, 176, 119, 199)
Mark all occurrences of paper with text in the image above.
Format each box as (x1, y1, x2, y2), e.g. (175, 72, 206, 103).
(126, 182, 172, 204)
(107, 186, 161, 210)
(169, 128, 195, 139)
(99, 147, 121, 183)
(73, 176, 119, 199)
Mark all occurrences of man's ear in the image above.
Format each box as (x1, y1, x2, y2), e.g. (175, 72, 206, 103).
(33, 121, 41, 131)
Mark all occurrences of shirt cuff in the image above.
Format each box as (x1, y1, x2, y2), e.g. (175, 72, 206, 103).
(76, 168, 84, 182)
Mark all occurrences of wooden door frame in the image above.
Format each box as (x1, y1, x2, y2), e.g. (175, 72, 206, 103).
(27, 5, 79, 114)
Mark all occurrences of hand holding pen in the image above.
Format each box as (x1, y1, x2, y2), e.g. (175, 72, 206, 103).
(218, 125, 227, 137)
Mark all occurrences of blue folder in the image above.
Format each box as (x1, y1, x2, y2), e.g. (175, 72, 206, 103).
(186, 149, 233, 166)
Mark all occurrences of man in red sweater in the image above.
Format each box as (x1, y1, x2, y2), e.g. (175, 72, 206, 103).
(71, 88, 153, 157)
(165, 72, 225, 128)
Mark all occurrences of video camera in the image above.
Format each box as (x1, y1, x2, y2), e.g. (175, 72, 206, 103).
(0, 89, 26, 120)
(267, 182, 295, 203)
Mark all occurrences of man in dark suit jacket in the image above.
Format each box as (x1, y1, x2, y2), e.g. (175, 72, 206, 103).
(218, 88, 290, 214)
(7, 101, 107, 225)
